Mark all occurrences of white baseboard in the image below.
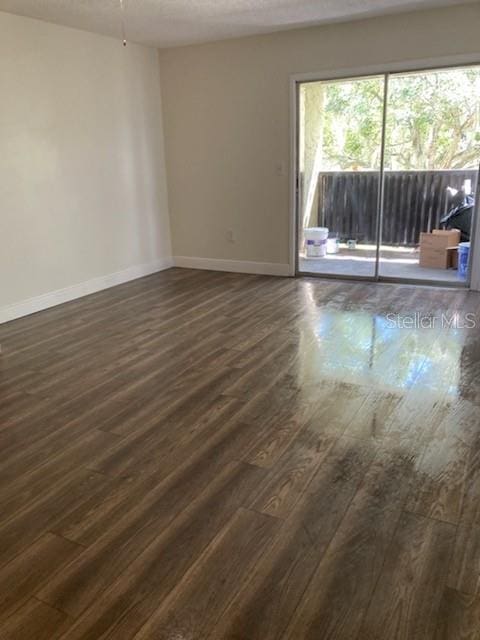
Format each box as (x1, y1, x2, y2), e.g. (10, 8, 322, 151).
(174, 255, 292, 277)
(0, 257, 174, 324)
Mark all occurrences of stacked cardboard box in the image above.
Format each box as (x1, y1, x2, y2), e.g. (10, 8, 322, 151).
(419, 229, 460, 269)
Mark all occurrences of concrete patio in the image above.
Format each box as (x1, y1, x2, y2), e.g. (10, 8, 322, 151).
(299, 245, 462, 283)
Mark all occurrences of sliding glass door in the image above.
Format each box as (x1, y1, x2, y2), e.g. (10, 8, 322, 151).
(297, 65, 480, 286)
(379, 67, 480, 283)
(298, 76, 385, 278)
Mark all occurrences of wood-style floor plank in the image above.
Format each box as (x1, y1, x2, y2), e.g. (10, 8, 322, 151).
(283, 498, 401, 640)
(0, 268, 478, 639)
(405, 434, 470, 524)
(0, 533, 82, 621)
(51, 462, 266, 640)
(358, 512, 456, 640)
(210, 437, 376, 640)
(434, 588, 480, 640)
(0, 598, 72, 640)
(448, 523, 480, 596)
(131, 508, 279, 640)
(249, 429, 335, 518)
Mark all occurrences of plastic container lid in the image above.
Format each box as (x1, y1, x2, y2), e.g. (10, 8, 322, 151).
(304, 227, 329, 238)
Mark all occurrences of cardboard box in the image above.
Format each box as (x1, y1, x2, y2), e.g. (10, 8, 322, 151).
(432, 229, 461, 242)
(419, 229, 460, 269)
(446, 246, 459, 270)
(420, 247, 449, 269)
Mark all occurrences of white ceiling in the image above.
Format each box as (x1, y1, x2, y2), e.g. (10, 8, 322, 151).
(0, 0, 475, 48)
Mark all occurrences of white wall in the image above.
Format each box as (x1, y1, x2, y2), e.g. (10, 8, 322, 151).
(159, 3, 480, 275)
(0, 12, 172, 321)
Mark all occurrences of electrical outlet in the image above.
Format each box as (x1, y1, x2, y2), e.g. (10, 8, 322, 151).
(226, 229, 234, 243)
(275, 162, 286, 177)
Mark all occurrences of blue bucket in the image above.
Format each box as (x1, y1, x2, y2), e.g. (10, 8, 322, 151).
(458, 242, 470, 280)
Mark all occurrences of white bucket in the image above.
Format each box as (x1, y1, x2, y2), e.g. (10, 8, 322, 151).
(326, 237, 339, 254)
(304, 227, 328, 258)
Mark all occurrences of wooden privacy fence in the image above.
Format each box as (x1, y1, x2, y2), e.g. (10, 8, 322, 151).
(316, 170, 478, 245)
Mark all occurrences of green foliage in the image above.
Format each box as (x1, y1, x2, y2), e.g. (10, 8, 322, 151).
(313, 68, 480, 171)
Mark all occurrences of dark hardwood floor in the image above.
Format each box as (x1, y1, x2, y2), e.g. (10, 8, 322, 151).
(1, 267, 480, 639)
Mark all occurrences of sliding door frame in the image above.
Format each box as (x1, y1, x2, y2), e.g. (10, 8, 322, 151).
(290, 54, 480, 289)
(374, 73, 389, 281)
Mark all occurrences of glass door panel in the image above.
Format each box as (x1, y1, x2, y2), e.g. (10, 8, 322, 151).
(298, 76, 385, 278)
(379, 67, 480, 284)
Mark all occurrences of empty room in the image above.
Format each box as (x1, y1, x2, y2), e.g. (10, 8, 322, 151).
(1, 1, 480, 639)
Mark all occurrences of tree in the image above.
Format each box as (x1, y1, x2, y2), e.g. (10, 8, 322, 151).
(303, 68, 480, 172)
(322, 77, 384, 170)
